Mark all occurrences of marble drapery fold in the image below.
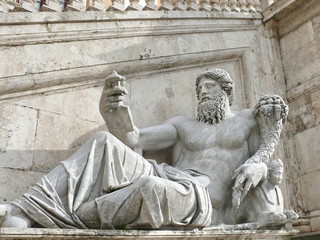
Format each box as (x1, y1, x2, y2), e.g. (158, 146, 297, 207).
(13, 132, 212, 229)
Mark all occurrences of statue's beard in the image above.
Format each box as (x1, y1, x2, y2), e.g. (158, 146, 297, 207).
(197, 91, 227, 125)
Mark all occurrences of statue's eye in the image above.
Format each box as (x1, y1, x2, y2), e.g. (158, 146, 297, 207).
(206, 83, 215, 88)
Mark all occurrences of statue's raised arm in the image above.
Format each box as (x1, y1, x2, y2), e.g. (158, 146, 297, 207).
(232, 95, 289, 209)
(99, 71, 139, 149)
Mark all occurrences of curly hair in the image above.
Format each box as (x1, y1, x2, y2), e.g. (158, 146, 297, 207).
(195, 69, 234, 106)
(268, 159, 284, 171)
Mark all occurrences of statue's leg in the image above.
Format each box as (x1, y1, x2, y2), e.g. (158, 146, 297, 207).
(77, 174, 212, 229)
(0, 131, 155, 228)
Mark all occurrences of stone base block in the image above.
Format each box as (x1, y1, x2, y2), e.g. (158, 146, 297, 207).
(292, 231, 320, 240)
(0, 228, 298, 240)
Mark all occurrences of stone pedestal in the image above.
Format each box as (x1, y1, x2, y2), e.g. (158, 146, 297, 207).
(0, 228, 298, 240)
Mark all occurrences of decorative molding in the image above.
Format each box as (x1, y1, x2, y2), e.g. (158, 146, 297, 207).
(0, 9, 262, 24)
(277, 0, 320, 38)
(262, 0, 305, 22)
(0, 12, 262, 47)
(0, 47, 249, 101)
(0, 0, 262, 12)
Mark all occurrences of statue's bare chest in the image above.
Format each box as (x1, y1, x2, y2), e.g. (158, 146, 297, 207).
(174, 116, 253, 151)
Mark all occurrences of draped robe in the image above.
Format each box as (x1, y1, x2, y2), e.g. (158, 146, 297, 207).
(13, 132, 212, 229)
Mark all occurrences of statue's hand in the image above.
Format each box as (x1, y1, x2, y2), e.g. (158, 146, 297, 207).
(232, 163, 267, 209)
(100, 71, 128, 115)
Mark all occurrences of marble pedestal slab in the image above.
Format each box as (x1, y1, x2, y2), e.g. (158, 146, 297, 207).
(0, 228, 298, 240)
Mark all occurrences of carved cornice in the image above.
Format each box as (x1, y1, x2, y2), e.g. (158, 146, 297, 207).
(262, 0, 305, 22)
(0, 47, 248, 101)
(1, 25, 260, 46)
(0, 0, 262, 13)
(286, 75, 320, 103)
(0, 12, 262, 47)
(0, 11, 262, 24)
(0, 18, 262, 47)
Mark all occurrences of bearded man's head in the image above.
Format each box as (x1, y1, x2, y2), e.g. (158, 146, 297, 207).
(195, 69, 234, 106)
(195, 69, 234, 125)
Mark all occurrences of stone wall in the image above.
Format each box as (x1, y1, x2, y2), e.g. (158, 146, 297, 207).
(262, 0, 320, 235)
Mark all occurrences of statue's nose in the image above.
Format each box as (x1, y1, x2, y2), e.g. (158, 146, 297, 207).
(200, 87, 208, 94)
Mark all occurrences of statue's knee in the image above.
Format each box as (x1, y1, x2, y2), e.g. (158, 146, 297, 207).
(93, 131, 110, 139)
(92, 131, 116, 143)
(138, 176, 166, 192)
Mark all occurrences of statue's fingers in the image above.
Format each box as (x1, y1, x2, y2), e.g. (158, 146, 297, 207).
(244, 179, 252, 192)
(232, 166, 243, 179)
(234, 174, 246, 189)
(241, 180, 252, 199)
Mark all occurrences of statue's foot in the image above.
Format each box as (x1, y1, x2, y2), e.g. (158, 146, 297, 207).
(0, 204, 33, 228)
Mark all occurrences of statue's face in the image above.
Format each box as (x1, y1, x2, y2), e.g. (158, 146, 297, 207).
(269, 168, 283, 185)
(197, 78, 222, 103)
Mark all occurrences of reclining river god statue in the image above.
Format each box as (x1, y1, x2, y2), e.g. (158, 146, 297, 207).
(0, 69, 297, 229)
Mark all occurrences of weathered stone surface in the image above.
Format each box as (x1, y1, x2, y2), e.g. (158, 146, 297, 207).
(0, 104, 37, 170)
(309, 211, 320, 232)
(32, 110, 106, 172)
(294, 126, 320, 176)
(310, 216, 320, 232)
(0, 228, 298, 240)
(15, 87, 105, 124)
(0, 168, 43, 204)
(0, 12, 262, 101)
(310, 210, 320, 217)
(292, 218, 310, 226)
(294, 225, 311, 233)
(299, 171, 320, 212)
(277, 0, 320, 38)
(280, 21, 319, 92)
(270, 0, 320, 223)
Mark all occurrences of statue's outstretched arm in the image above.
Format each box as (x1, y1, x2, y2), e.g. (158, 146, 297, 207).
(136, 124, 178, 151)
(99, 71, 139, 149)
(232, 95, 288, 209)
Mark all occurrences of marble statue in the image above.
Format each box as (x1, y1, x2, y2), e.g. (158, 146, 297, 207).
(236, 159, 299, 226)
(0, 69, 292, 229)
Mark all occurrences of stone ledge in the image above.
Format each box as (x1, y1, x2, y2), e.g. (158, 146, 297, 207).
(292, 231, 320, 240)
(0, 228, 298, 240)
(286, 74, 320, 103)
(262, 0, 305, 22)
(0, 11, 262, 24)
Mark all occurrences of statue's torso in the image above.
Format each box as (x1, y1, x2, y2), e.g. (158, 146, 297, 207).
(168, 109, 258, 208)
